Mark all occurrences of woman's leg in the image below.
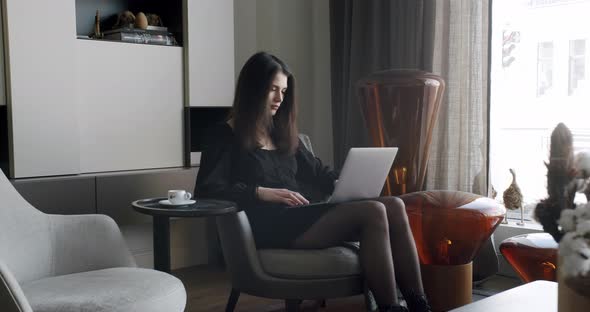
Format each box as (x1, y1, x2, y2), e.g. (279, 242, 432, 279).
(292, 200, 399, 307)
(375, 196, 429, 310)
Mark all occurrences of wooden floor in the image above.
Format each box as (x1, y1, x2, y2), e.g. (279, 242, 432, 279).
(172, 265, 521, 312)
(173, 265, 371, 312)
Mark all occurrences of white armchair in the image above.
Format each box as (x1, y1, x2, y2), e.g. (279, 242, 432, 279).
(0, 170, 186, 312)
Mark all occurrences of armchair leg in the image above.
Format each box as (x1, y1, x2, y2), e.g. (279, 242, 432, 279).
(285, 299, 300, 312)
(225, 288, 240, 312)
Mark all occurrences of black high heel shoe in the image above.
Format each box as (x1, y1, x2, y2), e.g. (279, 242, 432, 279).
(404, 290, 432, 312)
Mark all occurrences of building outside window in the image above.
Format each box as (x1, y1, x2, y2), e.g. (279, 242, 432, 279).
(490, 0, 590, 221)
(537, 42, 554, 97)
(569, 39, 586, 96)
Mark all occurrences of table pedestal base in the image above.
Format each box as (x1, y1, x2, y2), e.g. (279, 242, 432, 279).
(153, 216, 171, 272)
(421, 262, 472, 312)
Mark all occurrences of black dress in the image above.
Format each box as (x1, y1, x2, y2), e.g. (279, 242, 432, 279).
(195, 123, 338, 248)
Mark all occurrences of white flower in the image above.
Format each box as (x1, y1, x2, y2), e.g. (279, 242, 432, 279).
(559, 232, 590, 277)
(575, 150, 590, 178)
(574, 203, 590, 221)
(560, 232, 578, 256)
(559, 209, 577, 232)
(575, 178, 590, 193)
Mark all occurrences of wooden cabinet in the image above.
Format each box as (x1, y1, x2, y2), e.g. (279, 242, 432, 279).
(183, 0, 234, 107)
(3, 0, 80, 178)
(2, 0, 235, 178)
(75, 41, 184, 173)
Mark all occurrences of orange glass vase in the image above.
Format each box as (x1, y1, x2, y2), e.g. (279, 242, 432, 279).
(357, 70, 445, 196)
(400, 191, 505, 311)
(499, 233, 558, 283)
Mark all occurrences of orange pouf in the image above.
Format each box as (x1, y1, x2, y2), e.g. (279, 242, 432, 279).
(400, 191, 505, 312)
(500, 233, 558, 283)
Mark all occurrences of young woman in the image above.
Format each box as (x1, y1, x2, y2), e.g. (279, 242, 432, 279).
(195, 52, 431, 312)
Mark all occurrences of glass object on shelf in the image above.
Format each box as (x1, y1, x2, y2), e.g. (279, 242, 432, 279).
(102, 27, 178, 46)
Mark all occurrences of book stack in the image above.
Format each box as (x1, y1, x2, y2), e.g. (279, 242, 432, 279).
(103, 26, 177, 46)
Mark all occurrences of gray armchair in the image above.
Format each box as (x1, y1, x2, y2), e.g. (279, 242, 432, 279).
(216, 134, 376, 312)
(0, 170, 186, 312)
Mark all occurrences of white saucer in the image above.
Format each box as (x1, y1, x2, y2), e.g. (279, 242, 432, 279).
(159, 199, 196, 206)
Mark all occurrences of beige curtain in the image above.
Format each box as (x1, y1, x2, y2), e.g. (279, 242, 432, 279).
(330, 0, 489, 195)
(426, 0, 489, 195)
(330, 0, 435, 167)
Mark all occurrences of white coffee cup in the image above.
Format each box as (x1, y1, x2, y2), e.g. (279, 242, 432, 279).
(168, 190, 192, 204)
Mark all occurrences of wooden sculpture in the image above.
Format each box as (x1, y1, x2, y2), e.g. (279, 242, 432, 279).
(503, 168, 525, 225)
(503, 168, 523, 210)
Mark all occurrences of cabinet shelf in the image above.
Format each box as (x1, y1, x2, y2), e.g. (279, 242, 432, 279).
(4, 0, 233, 178)
(76, 37, 182, 48)
(75, 0, 183, 46)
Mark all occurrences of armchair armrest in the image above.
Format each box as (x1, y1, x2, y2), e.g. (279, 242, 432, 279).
(0, 260, 32, 312)
(49, 214, 136, 276)
(216, 211, 268, 288)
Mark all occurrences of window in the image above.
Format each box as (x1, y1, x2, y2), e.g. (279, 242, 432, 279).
(531, 0, 586, 7)
(490, 0, 590, 222)
(537, 42, 554, 97)
(569, 39, 586, 96)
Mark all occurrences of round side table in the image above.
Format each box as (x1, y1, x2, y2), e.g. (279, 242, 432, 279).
(499, 233, 558, 283)
(132, 197, 237, 273)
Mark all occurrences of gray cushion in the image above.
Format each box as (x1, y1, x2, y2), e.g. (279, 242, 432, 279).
(258, 247, 361, 280)
(21, 268, 186, 312)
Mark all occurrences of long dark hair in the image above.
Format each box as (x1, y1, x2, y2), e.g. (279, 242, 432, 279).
(231, 52, 299, 154)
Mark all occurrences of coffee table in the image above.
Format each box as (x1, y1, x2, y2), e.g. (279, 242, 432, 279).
(450, 280, 557, 312)
(132, 197, 237, 272)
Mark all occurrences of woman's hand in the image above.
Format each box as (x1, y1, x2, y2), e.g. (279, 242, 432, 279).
(256, 187, 310, 207)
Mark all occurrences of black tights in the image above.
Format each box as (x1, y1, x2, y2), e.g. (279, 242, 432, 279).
(292, 197, 424, 307)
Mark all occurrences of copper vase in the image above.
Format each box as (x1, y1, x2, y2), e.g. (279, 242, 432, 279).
(357, 69, 445, 196)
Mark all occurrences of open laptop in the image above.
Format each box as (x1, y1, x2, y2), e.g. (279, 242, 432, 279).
(307, 147, 398, 205)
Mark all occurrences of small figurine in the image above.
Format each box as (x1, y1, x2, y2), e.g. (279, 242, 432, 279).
(490, 184, 497, 199)
(135, 12, 148, 29)
(93, 10, 102, 39)
(113, 10, 136, 29)
(535, 123, 576, 242)
(503, 168, 524, 225)
(146, 13, 164, 27)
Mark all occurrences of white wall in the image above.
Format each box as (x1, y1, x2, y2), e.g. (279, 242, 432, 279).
(234, 0, 334, 165)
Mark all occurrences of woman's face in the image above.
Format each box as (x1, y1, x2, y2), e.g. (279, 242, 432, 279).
(267, 72, 288, 116)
